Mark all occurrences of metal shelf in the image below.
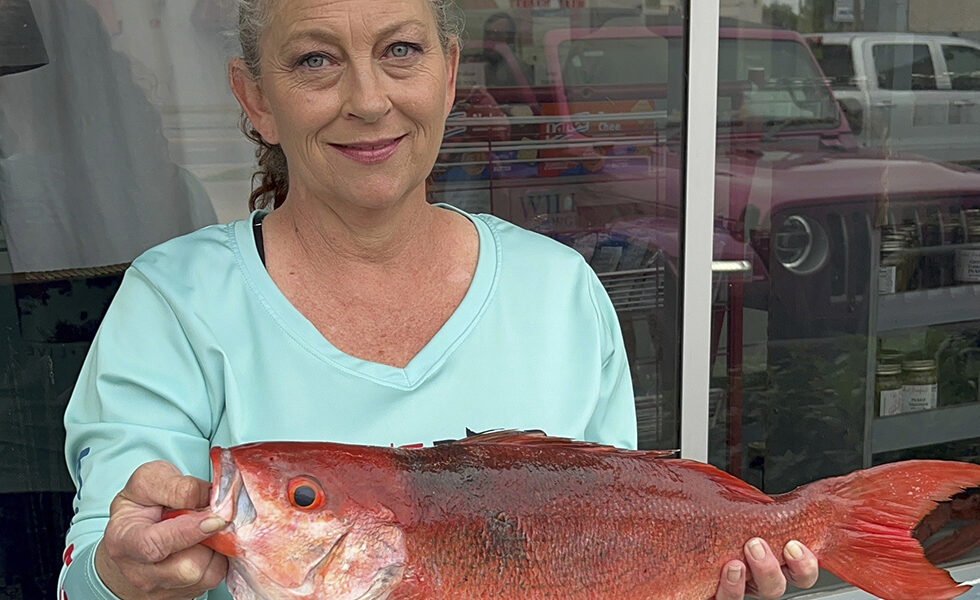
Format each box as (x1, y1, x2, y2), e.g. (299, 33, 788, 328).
(877, 283, 980, 332)
(871, 402, 980, 454)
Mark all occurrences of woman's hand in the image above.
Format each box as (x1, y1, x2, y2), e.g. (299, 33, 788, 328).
(94, 460, 228, 599)
(715, 538, 819, 600)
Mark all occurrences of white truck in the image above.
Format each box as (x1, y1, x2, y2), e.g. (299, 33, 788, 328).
(807, 32, 980, 167)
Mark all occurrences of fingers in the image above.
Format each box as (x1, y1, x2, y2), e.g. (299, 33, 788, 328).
(743, 538, 787, 599)
(157, 546, 229, 591)
(112, 509, 226, 564)
(95, 460, 228, 598)
(714, 560, 747, 600)
(97, 538, 227, 598)
(119, 460, 211, 510)
(781, 540, 819, 590)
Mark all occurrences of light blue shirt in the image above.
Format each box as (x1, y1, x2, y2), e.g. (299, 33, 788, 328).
(60, 206, 636, 599)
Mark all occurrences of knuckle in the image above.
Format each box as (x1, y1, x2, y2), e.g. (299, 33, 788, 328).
(138, 535, 171, 564)
(761, 579, 787, 599)
(174, 477, 200, 504)
(173, 557, 206, 587)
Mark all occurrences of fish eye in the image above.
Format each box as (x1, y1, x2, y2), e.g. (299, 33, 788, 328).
(287, 476, 326, 510)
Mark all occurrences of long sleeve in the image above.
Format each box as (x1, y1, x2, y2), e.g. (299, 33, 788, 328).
(59, 266, 218, 598)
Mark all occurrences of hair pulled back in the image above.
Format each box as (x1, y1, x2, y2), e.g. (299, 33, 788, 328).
(236, 0, 464, 210)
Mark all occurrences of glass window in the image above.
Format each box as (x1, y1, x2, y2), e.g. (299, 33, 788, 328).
(0, 1, 688, 595)
(434, 8, 687, 451)
(810, 41, 858, 89)
(944, 44, 980, 91)
(873, 43, 938, 90)
(713, 2, 980, 597)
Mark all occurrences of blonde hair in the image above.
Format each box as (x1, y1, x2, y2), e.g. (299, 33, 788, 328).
(236, 0, 464, 210)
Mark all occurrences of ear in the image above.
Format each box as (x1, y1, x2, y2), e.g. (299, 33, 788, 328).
(443, 40, 460, 116)
(229, 58, 280, 145)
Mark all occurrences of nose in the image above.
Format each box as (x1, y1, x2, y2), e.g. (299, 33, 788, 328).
(343, 60, 392, 123)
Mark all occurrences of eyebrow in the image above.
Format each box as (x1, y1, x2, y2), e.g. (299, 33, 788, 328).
(283, 19, 431, 49)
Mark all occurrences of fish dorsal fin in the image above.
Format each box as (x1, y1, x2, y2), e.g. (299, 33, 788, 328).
(453, 430, 677, 458)
(672, 459, 773, 503)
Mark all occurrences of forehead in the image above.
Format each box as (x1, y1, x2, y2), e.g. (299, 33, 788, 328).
(264, 0, 438, 42)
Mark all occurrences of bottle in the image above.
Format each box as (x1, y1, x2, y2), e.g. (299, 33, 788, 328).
(902, 359, 939, 412)
(875, 362, 904, 417)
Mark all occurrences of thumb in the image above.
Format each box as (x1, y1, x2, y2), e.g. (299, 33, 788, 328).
(122, 510, 227, 564)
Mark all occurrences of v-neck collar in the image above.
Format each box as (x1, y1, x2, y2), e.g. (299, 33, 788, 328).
(233, 204, 498, 390)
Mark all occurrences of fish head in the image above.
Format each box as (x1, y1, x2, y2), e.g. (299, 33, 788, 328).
(204, 443, 408, 600)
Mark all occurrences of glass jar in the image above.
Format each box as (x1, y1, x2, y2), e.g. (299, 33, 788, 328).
(878, 348, 904, 366)
(954, 224, 980, 284)
(879, 239, 905, 294)
(902, 359, 938, 412)
(875, 362, 904, 417)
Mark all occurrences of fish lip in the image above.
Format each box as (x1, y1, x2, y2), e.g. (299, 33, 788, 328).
(210, 447, 242, 524)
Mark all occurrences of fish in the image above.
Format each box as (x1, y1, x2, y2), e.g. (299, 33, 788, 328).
(169, 431, 980, 600)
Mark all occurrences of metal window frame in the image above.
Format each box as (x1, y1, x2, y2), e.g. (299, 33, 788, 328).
(679, 0, 720, 462)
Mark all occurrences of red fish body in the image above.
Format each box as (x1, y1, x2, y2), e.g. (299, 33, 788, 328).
(188, 432, 980, 600)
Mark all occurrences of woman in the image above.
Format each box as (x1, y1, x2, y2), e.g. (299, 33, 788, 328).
(59, 0, 820, 598)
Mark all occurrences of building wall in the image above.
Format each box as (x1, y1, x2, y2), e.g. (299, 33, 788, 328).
(909, 0, 980, 32)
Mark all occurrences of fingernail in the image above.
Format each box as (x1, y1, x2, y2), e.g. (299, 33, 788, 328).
(200, 516, 226, 534)
(747, 538, 766, 561)
(784, 540, 804, 560)
(727, 564, 742, 584)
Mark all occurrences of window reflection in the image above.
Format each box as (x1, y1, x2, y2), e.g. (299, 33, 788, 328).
(712, 0, 980, 594)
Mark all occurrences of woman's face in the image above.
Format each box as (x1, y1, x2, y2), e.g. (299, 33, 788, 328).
(246, 0, 458, 211)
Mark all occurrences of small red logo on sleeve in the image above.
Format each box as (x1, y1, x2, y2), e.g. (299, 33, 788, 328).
(63, 544, 74, 567)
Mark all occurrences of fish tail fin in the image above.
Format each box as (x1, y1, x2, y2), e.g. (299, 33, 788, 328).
(818, 460, 980, 600)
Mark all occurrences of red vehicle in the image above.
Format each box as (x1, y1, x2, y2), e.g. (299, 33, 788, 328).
(428, 24, 980, 461)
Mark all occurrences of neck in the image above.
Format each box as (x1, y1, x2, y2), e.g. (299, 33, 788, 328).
(263, 186, 442, 273)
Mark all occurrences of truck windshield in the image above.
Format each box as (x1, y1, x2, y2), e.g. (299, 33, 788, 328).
(558, 34, 840, 134)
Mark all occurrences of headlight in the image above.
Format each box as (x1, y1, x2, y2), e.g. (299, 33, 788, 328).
(773, 215, 829, 274)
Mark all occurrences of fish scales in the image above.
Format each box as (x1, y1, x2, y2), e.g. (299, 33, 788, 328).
(394, 444, 827, 600)
(168, 431, 980, 600)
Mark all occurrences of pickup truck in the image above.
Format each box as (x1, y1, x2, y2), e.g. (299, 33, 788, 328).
(427, 24, 980, 469)
(807, 32, 980, 167)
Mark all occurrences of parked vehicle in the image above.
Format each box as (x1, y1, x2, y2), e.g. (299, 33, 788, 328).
(427, 24, 980, 456)
(807, 32, 980, 168)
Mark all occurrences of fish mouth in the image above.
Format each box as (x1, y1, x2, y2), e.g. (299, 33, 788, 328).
(206, 447, 256, 557)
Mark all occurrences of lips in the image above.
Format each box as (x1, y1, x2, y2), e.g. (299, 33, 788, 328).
(330, 135, 406, 164)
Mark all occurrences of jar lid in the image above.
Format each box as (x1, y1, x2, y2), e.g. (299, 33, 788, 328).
(876, 362, 902, 375)
(878, 349, 904, 361)
(902, 359, 936, 371)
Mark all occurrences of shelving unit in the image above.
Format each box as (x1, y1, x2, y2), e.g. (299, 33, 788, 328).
(878, 283, 980, 332)
(865, 229, 980, 464)
(872, 402, 980, 454)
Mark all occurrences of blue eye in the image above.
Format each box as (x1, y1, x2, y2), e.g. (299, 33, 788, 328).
(389, 43, 418, 59)
(301, 54, 328, 69)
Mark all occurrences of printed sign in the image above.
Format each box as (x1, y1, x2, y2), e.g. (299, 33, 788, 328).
(833, 0, 855, 22)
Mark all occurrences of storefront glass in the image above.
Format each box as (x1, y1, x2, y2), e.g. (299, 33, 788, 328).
(2, 0, 979, 598)
(0, 0, 688, 596)
(433, 2, 686, 452)
(708, 0, 980, 595)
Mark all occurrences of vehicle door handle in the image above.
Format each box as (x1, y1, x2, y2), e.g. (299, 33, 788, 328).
(952, 100, 977, 107)
(872, 101, 894, 108)
(711, 260, 753, 275)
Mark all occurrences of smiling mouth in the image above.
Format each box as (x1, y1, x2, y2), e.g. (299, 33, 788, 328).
(330, 136, 406, 164)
